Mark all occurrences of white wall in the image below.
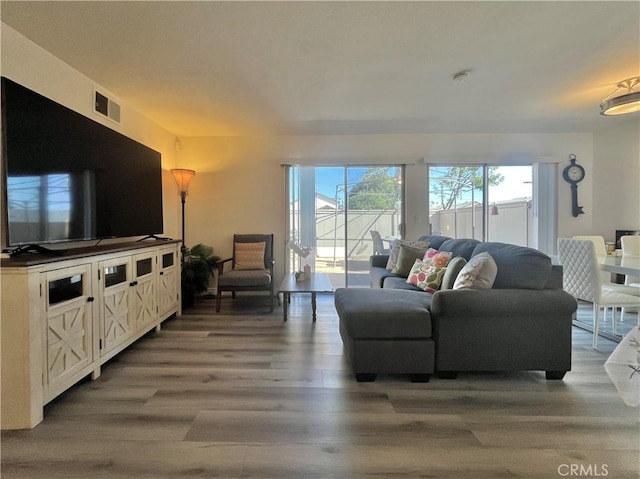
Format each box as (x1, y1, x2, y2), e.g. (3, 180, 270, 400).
(592, 119, 640, 242)
(0, 25, 181, 248)
(179, 132, 597, 281)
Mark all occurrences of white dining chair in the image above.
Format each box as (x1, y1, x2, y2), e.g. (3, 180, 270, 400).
(573, 235, 608, 255)
(621, 235, 640, 288)
(573, 235, 611, 283)
(571, 235, 639, 303)
(558, 238, 639, 349)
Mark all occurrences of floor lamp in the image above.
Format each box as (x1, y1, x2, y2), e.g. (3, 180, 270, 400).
(170, 168, 196, 252)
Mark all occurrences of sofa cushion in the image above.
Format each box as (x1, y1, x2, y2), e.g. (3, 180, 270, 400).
(441, 256, 467, 290)
(391, 244, 429, 277)
(217, 269, 271, 287)
(334, 288, 432, 339)
(386, 240, 430, 271)
(471, 242, 552, 290)
(453, 252, 498, 289)
(383, 275, 424, 291)
(438, 238, 481, 260)
(370, 266, 396, 288)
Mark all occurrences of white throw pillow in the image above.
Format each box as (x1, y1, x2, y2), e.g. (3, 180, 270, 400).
(452, 252, 497, 289)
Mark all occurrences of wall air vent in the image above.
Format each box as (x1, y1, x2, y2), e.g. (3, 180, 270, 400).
(94, 90, 121, 123)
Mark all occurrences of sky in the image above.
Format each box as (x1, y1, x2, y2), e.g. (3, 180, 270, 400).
(312, 165, 532, 203)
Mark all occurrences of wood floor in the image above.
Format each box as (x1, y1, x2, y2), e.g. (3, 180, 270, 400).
(2, 294, 638, 478)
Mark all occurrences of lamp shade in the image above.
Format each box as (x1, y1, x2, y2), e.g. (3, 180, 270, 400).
(171, 168, 196, 195)
(600, 77, 640, 116)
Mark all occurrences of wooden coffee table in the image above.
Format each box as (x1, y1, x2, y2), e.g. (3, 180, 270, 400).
(279, 272, 334, 321)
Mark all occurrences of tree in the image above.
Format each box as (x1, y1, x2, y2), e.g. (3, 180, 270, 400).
(347, 168, 400, 210)
(432, 167, 504, 210)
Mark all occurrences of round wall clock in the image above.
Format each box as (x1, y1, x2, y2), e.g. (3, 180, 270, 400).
(562, 154, 585, 217)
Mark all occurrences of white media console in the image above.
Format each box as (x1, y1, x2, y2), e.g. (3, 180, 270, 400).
(0, 240, 181, 429)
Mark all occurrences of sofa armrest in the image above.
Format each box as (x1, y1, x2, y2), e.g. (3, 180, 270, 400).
(430, 288, 577, 318)
(545, 265, 564, 289)
(370, 255, 390, 268)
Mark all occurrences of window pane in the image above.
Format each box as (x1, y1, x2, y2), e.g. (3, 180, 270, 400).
(487, 166, 533, 246)
(287, 165, 404, 288)
(428, 166, 483, 240)
(316, 167, 346, 287)
(345, 167, 402, 287)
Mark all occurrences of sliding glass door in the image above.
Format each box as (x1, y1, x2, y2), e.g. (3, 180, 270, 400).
(287, 165, 404, 288)
(428, 165, 533, 246)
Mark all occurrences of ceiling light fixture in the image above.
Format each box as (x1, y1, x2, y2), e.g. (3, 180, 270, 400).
(600, 77, 640, 115)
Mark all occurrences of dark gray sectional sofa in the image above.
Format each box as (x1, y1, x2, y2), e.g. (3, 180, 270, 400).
(334, 235, 578, 382)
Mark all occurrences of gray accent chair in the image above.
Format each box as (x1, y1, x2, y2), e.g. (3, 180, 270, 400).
(216, 234, 276, 312)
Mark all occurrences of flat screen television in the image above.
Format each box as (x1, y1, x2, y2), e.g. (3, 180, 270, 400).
(1, 77, 163, 250)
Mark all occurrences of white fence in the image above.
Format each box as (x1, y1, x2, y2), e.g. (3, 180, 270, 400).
(310, 198, 532, 262)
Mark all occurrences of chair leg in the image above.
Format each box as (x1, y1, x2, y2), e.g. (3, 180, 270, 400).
(593, 302, 601, 349)
(269, 289, 274, 313)
(216, 291, 222, 313)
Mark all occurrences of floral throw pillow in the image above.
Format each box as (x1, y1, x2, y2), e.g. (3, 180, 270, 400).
(422, 248, 453, 268)
(406, 259, 448, 293)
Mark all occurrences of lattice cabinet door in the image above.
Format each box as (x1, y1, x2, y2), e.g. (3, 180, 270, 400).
(133, 251, 157, 330)
(158, 246, 179, 317)
(43, 264, 94, 400)
(98, 257, 134, 356)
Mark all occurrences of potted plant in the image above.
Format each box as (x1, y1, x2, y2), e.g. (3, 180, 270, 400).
(181, 243, 220, 309)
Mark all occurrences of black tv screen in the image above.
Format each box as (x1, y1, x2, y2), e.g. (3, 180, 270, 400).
(1, 77, 163, 247)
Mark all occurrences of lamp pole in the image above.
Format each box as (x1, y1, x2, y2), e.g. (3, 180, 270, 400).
(180, 190, 187, 250)
(170, 168, 196, 254)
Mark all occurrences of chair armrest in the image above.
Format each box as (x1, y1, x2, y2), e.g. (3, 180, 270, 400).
(216, 257, 233, 274)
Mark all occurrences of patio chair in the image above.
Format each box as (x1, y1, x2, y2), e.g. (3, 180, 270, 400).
(370, 230, 390, 255)
(216, 234, 276, 313)
(557, 238, 639, 349)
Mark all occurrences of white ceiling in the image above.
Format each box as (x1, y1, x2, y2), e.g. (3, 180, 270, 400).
(2, 1, 639, 137)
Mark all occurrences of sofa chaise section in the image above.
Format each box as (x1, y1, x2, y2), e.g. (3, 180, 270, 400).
(335, 288, 435, 382)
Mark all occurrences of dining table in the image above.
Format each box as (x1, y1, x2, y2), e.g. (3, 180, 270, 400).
(597, 254, 640, 277)
(550, 253, 640, 277)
